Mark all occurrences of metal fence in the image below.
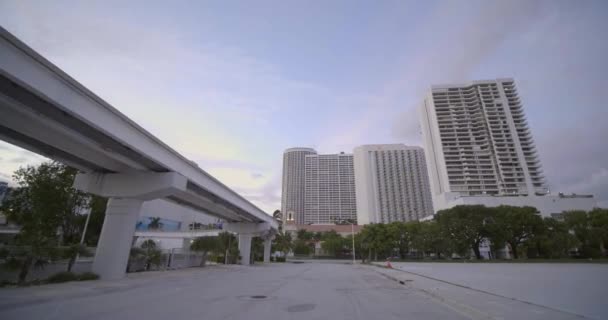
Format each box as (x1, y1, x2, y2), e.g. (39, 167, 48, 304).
(127, 248, 206, 273)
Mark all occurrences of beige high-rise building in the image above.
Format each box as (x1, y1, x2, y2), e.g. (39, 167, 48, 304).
(304, 153, 357, 224)
(281, 148, 317, 224)
(354, 144, 434, 224)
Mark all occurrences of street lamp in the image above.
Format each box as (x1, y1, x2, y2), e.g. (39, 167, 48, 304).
(351, 222, 356, 265)
(335, 218, 356, 265)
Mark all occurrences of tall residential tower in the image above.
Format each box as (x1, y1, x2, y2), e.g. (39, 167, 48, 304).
(304, 153, 357, 224)
(281, 148, 317, 224)
(354, 144, 433, 224)
(420, 78, 595, 216)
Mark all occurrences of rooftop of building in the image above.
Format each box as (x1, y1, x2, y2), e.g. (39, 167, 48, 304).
(305, 152, 353, 157)
(430, 78, 515, 90)
(284, 147, 317, 154)
(354, 144, 422, 151)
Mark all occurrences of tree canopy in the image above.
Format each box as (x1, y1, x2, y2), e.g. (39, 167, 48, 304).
(0, 162, 105, 282)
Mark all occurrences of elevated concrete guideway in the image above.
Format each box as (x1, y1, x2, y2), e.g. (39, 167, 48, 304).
(0, 27, 277, 278)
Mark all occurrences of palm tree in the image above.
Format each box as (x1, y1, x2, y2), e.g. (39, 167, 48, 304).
(132, 239, 162, 271)
(273, 231, 293, 257)
(273, 209, 282, 231)
(148, 217, 163, 230)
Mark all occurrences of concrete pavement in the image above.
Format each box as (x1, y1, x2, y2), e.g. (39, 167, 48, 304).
(0, 262, 466, 320)
(380, 261, 608, 319)
(0, 261, 605, 320)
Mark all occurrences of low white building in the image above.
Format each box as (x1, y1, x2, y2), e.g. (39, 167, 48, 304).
(433, 192, 596, 218)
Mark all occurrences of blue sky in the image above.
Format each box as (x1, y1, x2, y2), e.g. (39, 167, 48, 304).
(1, 0, 607, 211)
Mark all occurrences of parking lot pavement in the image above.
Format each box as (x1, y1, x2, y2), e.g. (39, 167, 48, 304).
(0, 262, 467, 320)
(376, 261, 608, 319)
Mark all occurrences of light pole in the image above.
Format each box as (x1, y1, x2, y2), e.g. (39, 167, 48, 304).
(75, 204, 92, 263)
(351, 222, 356, 265)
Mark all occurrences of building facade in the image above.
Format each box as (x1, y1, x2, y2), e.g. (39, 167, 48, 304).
(304, 153, 357, 224)
(281, 148, 317, 224)
(354, 144, 434, 224)
(420, 78, 595, 216)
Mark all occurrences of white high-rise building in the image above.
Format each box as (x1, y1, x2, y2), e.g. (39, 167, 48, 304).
(420, 78, 596, 216)
(304, 153, 357, 224)
(354, 144, 434, 224)
(281, 148, 317, 224)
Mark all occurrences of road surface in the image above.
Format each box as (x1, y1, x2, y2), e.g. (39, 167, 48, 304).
(0, 261, 603, 320)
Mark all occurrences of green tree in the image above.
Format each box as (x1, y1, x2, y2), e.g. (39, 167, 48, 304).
(217, 232, 238, 264)
(313, 232, 324, 241)
(252, 237, 264, 262)
(589, 208, 608, 255)
(296, 229, 319, 257)
(272, 209, 282, 231)
(272, 209, 282, 220)
(0, 162, 90, 282)
(272, 231, 293, 257)
(296, 229, 314, 241)
(489, 206, 542, 259)
(484, 207, 509, 259)
(293, 239, 312, 255)
(564, 210, 602, 258)
(418, 221, 452, 259)
(134, 239, 162, 271)
(386, 222, 411, 258)
(348, 233, 363, 259)
(533, 218, 579, 258)
(360, 223, 394, 260)
(436, 205, 490, 259)
(190, 236, 219, 266)
(320, 231, 345, 257)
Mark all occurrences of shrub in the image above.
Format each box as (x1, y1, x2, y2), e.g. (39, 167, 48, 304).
(0, 280, 16, 287)
(270, 256, 275, 262)
(293, 240, 312, 255)
(47, 271, 78, 283)
(275, 256, 286, 262)
(78, 272, 99, 281)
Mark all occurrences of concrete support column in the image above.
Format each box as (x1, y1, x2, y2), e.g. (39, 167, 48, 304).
(92, 198, 143, 280)
(238, 234, 253, 266)
(263, 238, 272, 263)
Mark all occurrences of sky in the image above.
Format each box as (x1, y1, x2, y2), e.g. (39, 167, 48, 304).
(0, 0, 607, 211)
